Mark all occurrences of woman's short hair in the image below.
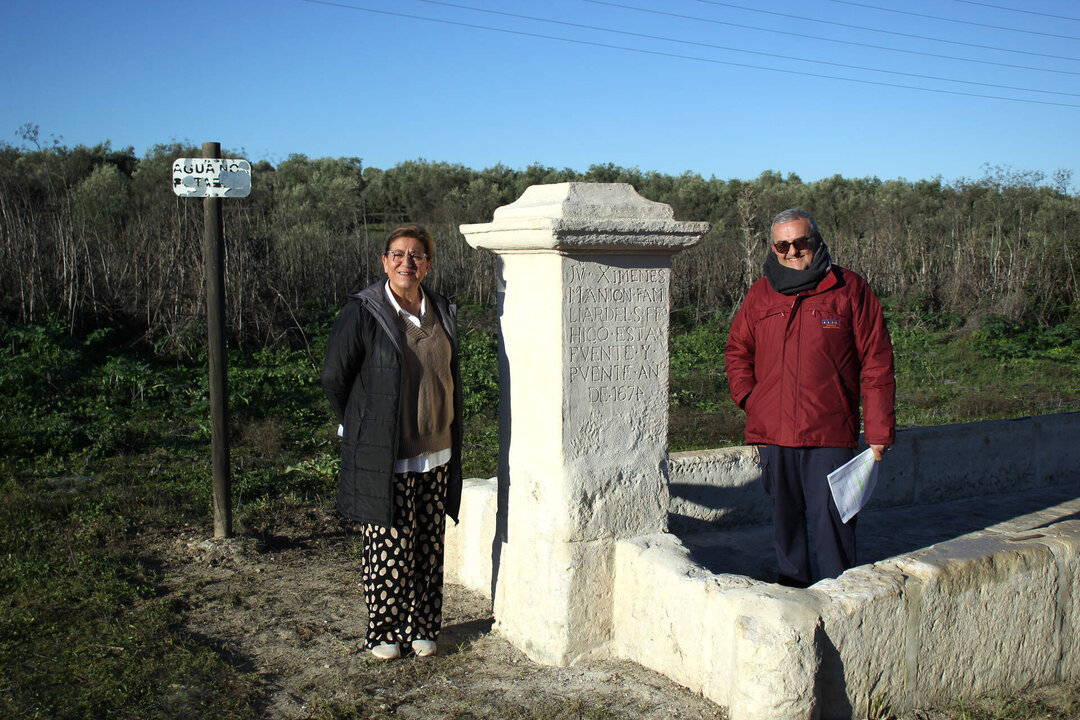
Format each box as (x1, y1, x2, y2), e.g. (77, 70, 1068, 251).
(770, 209, 822, 242)
(385, 223, 435, 258)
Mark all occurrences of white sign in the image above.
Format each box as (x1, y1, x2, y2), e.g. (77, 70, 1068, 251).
(172, 158, 252, 198)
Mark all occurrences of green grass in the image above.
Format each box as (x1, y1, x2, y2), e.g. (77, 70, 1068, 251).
(890, 312, 1080, 427)
(0, 469, 260, 720)
(666, 305, 1080, 451)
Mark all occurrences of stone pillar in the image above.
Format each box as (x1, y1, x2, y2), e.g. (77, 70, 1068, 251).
(461, 183, 708, 665)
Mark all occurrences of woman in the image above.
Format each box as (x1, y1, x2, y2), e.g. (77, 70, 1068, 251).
(320, 223, 463, 660)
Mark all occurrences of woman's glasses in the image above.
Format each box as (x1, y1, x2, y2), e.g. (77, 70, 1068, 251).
(386, 250, 430, 263)
(772, 236, 815, 254)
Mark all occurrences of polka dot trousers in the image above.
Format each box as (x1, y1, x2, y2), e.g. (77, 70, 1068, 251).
(361, 464, 447, 648)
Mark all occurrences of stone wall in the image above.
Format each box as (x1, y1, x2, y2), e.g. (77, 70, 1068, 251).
(669, 412, 1080, 533)
(447, 412, 1080, 720)
(613, 509, 1080, 720)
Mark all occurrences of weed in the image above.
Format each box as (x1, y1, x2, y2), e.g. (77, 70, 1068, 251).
(866, 690, 894, 720)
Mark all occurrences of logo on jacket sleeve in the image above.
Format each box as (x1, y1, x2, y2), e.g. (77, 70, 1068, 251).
(821, 317, 840, 329)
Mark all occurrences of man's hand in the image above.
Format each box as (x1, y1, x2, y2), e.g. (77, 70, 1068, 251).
(870, 444, 889, 462)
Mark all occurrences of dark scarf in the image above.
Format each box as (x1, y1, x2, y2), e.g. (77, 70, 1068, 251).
(762, 243, 833, 295)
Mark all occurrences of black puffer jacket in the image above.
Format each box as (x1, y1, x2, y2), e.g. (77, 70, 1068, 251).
(320, 280, 463, 525)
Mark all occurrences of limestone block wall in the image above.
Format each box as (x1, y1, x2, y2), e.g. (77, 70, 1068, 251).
(668, 446, 768, 533)
(445, 427, 1080, 719)
(669, 412, 1080, 533)
(443, 478, 498, 597)
(811, 512, 1080, 718)
(610, 505, 1080, 720)
(609, 534, 754, 694)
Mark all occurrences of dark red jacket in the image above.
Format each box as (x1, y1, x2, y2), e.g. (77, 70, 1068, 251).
(725, 266, 895, 448)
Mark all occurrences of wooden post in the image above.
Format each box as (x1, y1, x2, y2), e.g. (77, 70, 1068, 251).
(202, 141, 232, 538)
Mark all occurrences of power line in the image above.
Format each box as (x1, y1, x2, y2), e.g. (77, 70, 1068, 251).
(949, 0, 1080, 23)
(587, 0, 1080, 77)
(412, 0, 1079, 98)
(690, 0, 1080, 62)
(823, 0, 1080, 40)
(298, 0, 1080, 108)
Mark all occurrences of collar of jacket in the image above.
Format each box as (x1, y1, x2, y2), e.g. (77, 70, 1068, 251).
(800, 265, 840, 296)
(350, 280, 456, 353)
(351, 281, 405, 354)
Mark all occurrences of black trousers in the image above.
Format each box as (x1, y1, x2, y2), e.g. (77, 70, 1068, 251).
(361, 464, 447, 648)
(759, 445, 856, 586)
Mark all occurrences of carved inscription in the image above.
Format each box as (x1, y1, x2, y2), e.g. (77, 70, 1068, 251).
(565, 262, 668, 404)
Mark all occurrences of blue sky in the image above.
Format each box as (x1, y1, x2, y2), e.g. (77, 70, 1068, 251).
(2, 0, 1077, 187)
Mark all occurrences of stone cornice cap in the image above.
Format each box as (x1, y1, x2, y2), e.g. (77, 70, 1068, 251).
(461, 182, 709, 254)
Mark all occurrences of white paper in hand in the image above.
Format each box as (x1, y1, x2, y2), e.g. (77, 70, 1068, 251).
(827, 448, 879, 523)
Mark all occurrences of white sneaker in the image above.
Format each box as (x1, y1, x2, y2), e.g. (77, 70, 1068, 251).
(411, 640, 437, 657)
(370, 643, 401, 660)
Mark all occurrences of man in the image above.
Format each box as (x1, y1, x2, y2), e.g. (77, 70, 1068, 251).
(725, 208, 895, 587)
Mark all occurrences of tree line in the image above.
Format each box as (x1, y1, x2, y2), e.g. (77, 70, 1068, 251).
(1, 131, 1077, 352)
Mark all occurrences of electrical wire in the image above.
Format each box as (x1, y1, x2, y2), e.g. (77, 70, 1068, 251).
(948, 0, 1080, 23)
(823, 0, 1080, 40)
(587, 0, 1080, 77)
(690, 0, 1080, 62)
(410, 0, 1078, 97)
(298, 0, 1080, 108)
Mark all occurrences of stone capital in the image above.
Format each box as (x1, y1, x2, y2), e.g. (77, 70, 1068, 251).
(461, 182, 708, 254)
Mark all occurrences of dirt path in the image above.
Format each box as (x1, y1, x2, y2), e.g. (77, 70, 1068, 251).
(155, 502, 1079, 720)
(157, 503, 728, 719)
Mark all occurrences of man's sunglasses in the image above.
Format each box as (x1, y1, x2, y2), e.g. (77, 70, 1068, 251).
(772, 236, 815, 254)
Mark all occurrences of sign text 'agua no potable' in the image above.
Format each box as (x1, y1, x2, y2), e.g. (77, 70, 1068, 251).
(172, 158, 252, 198)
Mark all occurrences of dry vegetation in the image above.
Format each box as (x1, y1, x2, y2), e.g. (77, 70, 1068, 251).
(2, 130, 1077, 354)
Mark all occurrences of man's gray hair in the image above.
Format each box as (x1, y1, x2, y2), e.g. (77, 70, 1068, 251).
(771, 209, 822, 241)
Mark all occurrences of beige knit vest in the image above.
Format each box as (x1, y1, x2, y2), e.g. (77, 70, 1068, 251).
(395, 309, 454, 459)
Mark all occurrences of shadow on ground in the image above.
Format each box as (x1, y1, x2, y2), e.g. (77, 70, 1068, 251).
(676, 484, 1080, 582)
